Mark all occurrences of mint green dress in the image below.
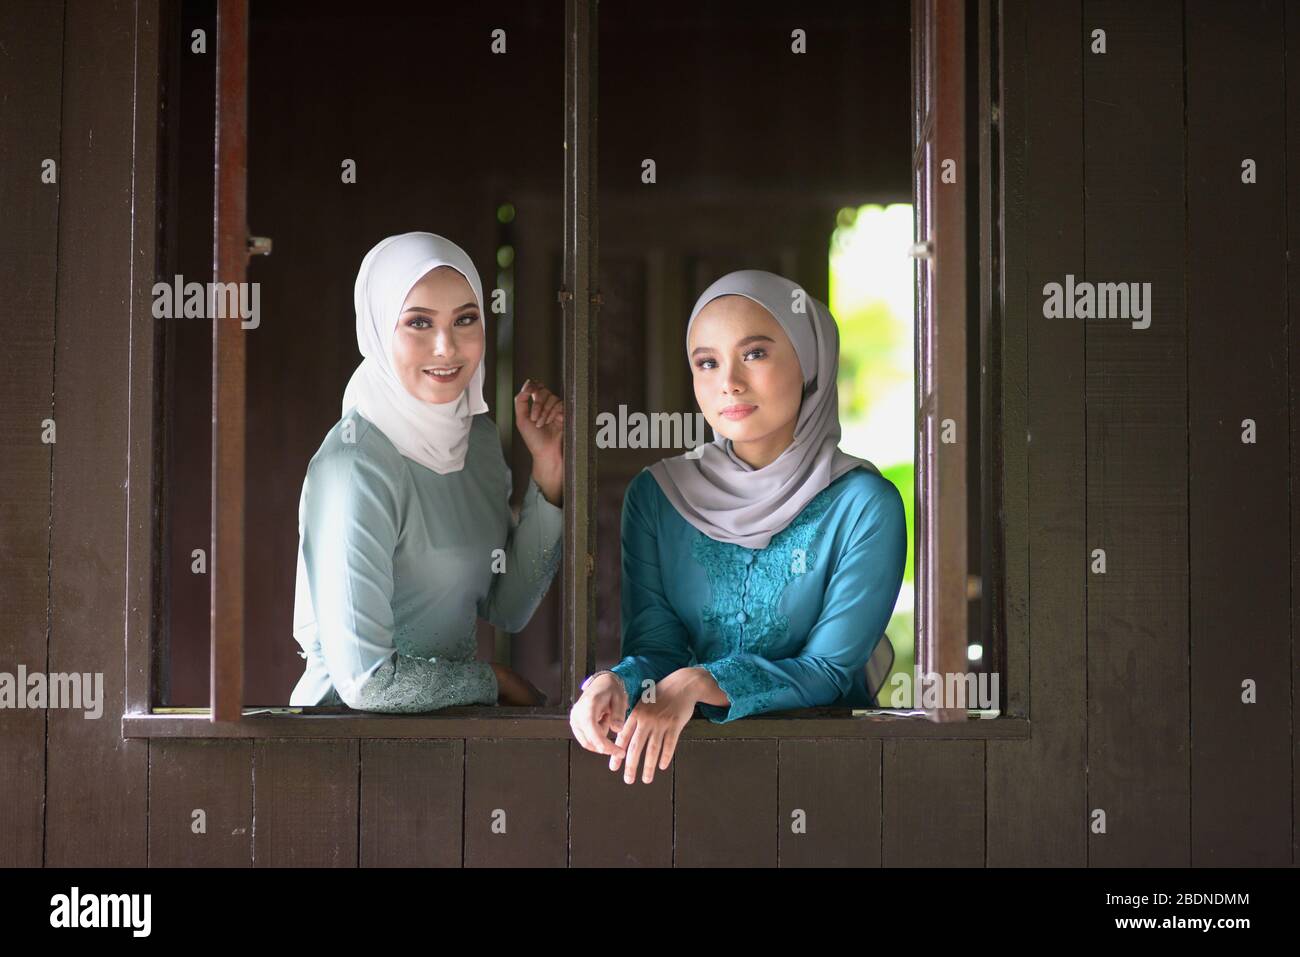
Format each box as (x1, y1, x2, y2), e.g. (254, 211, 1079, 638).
(608, 466, 907, 723)
(289, 411, 563, 711)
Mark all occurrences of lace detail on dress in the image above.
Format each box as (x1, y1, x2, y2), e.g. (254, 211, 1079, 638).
(701, 655, 785, 715)
(354, 653, 496, 713)
(690, 485, 839, 716)
(690, 484, 837, 658)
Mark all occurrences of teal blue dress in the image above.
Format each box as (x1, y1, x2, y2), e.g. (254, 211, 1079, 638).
(608, 465, 907, 723)
(289, 411, 563, 711)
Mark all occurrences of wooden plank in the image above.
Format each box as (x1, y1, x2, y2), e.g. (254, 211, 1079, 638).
(1083, 0, 1190, 866)
(252, 739, 357, 867)
(568, 740, 672, 866)
(123, 710, 1030, 738)
(778, 739, 881, 867)
(211, 0, 248, 723)
(1186, 0, 1290, 867)
(359, 740, 464, 867)
(464, 739, 568, 866)
(1287, 0, 1300, 868)
(986, 0, 1088, 866)
(148, 740, 252, 866)
(882, 740, 984, 866)
(999, 4, 1031, 726)
(977, 0, 1005, 701)
(674, 739, 777, 867)
(0, 0, 64, 868)
(44, 0, 148, 867)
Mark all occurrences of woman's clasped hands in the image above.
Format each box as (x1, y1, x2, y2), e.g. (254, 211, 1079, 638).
(570, 667, 712, 784)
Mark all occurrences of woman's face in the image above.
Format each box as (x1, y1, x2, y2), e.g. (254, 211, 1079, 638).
(688, 295, 803, 467)
(391, 265, 485, 404)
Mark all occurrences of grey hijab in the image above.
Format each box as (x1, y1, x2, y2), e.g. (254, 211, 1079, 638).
(648, 269, 879, 550)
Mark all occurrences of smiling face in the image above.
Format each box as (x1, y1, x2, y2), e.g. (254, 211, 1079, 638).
(390, 265, 485, 404)
(688, 294, 804, 469)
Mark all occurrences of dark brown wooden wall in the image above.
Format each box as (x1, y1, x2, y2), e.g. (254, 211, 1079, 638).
(1, 0, 1297, 867)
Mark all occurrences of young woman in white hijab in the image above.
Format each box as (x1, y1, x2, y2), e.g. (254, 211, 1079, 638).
(290, 232, 564, 711)
(570, 269, 907, 783)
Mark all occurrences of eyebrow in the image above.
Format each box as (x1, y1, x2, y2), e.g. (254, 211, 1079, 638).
(403, 302, 479, 315)
(690, 334, 776, 359)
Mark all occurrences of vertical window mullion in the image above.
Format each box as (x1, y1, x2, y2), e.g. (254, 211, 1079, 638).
(561, 0, 599, 707)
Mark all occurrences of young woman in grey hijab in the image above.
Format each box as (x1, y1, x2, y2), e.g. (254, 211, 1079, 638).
(570, 269, 907, 784)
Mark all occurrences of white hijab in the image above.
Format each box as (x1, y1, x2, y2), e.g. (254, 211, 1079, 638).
(341, 232, 489, 474)
(648, 269, 878, 549)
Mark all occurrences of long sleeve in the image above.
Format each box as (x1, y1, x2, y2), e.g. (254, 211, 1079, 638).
(300, 447, 498, 713)
(477, 475, 564, 633)
(697, 479, 907, 723)
(609, 471, 695, 711)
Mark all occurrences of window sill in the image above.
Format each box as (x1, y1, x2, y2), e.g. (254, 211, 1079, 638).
(122, 706, 1029, 740)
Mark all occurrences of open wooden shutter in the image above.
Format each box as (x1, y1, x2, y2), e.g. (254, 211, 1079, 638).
(211, 0, 248, 722)
(912, 0, 968, 721)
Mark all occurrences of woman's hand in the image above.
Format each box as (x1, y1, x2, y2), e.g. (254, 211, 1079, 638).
(610, 668, 708, 784)
(569, 673, 629, 761)
(514, 378, 563, 507)
(491, 662, 547, 706)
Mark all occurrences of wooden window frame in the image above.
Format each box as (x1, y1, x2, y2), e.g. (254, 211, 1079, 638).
(914, 0, 976, 723)
(122, 0, 1026, 740)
